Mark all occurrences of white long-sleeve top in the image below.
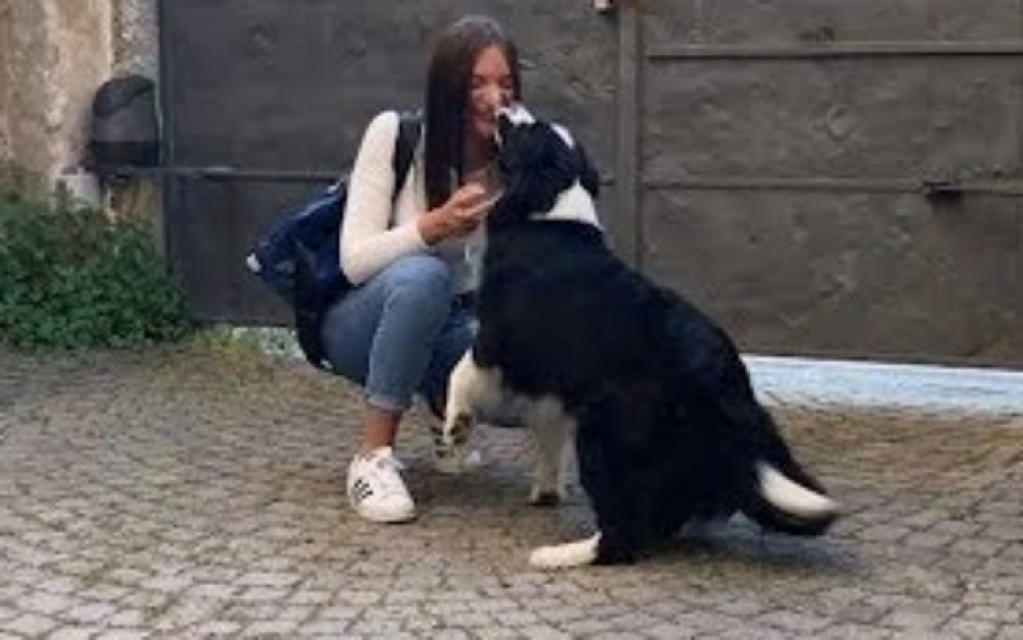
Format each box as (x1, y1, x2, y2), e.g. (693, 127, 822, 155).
(340, 110, 485, 294)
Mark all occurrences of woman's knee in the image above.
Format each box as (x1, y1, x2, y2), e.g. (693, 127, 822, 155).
(319, 255, 450, 378)
(380, 255, 454, 306)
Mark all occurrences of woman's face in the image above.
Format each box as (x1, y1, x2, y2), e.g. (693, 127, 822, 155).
(467, 45, 514, 144)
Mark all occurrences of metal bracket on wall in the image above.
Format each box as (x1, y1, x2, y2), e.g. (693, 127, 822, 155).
(108, 166, 622, 189)
(106, 166, 338, 184)
(647, 41, 1023, 61)
(644, 176, 1023, 198)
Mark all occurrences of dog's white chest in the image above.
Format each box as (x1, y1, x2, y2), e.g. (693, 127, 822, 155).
(534, 182, 601, 228)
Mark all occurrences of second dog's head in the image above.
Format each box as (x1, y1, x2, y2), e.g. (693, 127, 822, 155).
(488, 104, 600, 230)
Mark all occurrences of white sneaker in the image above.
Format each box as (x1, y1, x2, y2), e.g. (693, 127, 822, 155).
(346, 447, 415, 523)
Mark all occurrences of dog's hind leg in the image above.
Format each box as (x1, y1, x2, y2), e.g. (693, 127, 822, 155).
(524, 398, 575, 506)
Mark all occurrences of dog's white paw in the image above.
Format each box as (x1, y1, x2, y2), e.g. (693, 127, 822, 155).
(432, 416, 482, 475)
(433, 447, 485, 475)
(529, 534, 600, 569)
(528, 482, 566, 507)
(442, 412, 475, 449)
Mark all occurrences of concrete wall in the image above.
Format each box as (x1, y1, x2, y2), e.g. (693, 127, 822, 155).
(0, 0, 156, 188)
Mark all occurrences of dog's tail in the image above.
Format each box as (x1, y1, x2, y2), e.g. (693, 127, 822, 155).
(719, 392, 840, 535)
(742, 458, 840, 536)
(705, 362, 841, 536)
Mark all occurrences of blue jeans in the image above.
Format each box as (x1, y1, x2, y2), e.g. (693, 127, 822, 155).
(320, 254, 474, 414)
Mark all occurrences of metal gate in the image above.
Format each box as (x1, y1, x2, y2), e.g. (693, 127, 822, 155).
(156, 0, 617, 323)
(621, 2, 1022, 366)
(158, 1, 1021, 366)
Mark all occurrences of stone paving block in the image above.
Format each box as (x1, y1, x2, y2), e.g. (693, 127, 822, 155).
(105, 609, 146, 627)
(902, 530, 957, 550)
(192, 620, 244, 636)
(965, 605, 1023, 624)
(47, 628, 101, 640)
(66, 603, 119, 626)
(816, 623, 894, 639)
(240, 619, 302, 636)
(876, 630, 935, 640)
(14, 593, 76, 617)
(346, 618, 406, 635)
(944, 618, 1001, 639)
(674, 611, 743, 635)
(755, 610, 833, 634)
(713, 624, 795, 640)
(646, 624, 702, 640)
(310, 604, 360, 622)
(881, 601, 960, 631)
(3, 613, 60, 636)
(297, 620, 353, 636)
(518, 626, 573, 640)
(998, 626, 1023, 640)
(150, 597, 226, 631)
(473, 629, 522, 640)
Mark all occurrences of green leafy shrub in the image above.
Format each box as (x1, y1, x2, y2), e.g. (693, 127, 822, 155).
(0, 187, 192, 349)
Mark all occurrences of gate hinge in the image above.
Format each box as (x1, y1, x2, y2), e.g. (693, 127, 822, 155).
(921, 179, 963, 201)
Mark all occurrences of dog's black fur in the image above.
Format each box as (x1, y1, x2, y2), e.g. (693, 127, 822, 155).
(467, 111, 838, 565)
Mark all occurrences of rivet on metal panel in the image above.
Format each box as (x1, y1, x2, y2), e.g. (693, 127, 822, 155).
(921, 179, 963, 203)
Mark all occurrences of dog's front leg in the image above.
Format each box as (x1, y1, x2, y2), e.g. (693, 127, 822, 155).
(441, 350, 505, 455)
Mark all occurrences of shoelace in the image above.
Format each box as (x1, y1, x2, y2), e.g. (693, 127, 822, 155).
(364, 454, 407, 497)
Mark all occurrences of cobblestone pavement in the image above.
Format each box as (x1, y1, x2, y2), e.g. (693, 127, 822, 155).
(1, 338, 1021, 639)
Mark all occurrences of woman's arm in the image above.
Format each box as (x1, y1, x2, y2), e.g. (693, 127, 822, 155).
(339, 111, 428, 286)
(340, 111, 495, 285)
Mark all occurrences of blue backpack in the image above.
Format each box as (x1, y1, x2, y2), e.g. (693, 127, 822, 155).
(246, 110, 423, 369)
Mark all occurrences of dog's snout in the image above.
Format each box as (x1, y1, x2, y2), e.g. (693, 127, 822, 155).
(498, 104, 534, 126)
(495, 104, 534, 146)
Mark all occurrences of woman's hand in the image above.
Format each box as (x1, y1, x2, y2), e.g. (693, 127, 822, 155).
(418, 183, 496, 245)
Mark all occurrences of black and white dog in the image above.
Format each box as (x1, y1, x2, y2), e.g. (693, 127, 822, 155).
(443, 105, 840, 568)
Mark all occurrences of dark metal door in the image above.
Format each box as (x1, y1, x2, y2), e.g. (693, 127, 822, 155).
(157, 0, 617, 326)
(623, 2, 1022, 366)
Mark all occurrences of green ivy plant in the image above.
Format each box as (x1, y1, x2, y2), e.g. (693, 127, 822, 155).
(0, 185, 192, 349)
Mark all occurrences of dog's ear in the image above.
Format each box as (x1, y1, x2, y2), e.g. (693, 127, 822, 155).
(548, 123, 600, 199)
(574, 140, 600, 199)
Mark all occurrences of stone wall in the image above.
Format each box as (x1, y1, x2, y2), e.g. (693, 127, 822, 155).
(0, 0, 157, 190)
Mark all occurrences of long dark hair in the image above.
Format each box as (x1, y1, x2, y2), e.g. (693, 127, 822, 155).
(424, 15, 522, 210)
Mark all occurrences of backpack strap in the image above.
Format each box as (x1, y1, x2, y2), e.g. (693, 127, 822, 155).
(392, 109, 423, 199)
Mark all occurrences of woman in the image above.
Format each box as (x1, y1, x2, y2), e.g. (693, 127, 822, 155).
(321, 15, 520, 523)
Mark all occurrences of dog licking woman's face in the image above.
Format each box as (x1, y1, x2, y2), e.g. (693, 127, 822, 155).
(494, 104, 534, 151)
(467, 45, 515, 143)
